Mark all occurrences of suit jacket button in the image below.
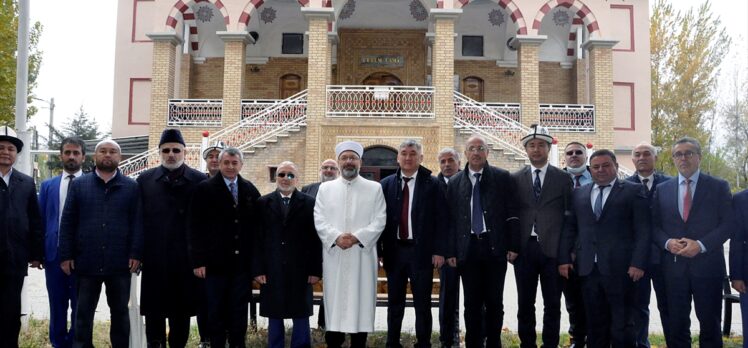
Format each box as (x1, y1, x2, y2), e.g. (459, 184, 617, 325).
(235, 250, 240, 255)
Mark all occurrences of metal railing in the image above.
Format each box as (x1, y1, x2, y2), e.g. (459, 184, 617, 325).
(453, 91, 530, 160)
(326, 85, 434, 118)
(241, 99, 283, 121)
(167, 99, 223, 127)
(210, 90, 308, 151)
(483, 103, 521, 123)
(539, 104, 595, 132)
(118, 144, 203, 178)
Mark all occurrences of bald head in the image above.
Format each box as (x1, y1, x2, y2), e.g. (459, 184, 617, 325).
(319, 158, 339, 182)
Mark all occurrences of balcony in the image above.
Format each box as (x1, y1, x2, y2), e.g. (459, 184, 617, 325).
(326, 85, 434, 118)
(167, 99, 223, 127)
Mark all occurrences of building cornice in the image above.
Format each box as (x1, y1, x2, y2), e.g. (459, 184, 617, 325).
(301, 7, 335, 21)
(146, 32, 183, 46)
(216, 31, 253, 44)
(429, 8, 462, 21)
(581, 39, 619, 50)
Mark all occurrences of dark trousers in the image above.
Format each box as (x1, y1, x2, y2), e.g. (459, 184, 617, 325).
(145, 314, 190, 347)
(73, 274, 131, 348)
(740, 293, 748, 348)
(664, 274, 723, 348)
(458, 236, 507, 348)
(439, 263, 460, 347)
(385, 242, 434, 348)
(513, 238, 562, 348)
(45, 261, 77, 348)
(268, 317, 311, 348)
(0, 275, 24, 348)
(632, 263, 669, 348)
(563, 266, 587, 346)
(324, 331, 368, 348)
(205, 273, 250, 348)
(195, 278, 210, 343)
(580, 266, 636, 348)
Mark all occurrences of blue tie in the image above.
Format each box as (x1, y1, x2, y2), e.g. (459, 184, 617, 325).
(229, 182, 238, 204)
(472, 173, 484, 234)
(533, 169, 542, 201)
(593, 185, 610, 220)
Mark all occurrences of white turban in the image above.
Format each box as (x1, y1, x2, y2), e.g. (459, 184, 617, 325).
(335, 141, 364, 159)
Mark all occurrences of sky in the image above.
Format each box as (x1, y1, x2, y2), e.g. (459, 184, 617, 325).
(24, 0, 748, 142)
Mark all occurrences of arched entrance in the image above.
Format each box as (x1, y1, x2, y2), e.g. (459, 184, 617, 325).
(362, 72, 403, 86)
(360, 146, 398, 181)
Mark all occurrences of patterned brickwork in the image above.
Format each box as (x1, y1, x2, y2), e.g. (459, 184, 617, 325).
(454, 61, 519, 102)
(433, 16, 457, 159)
(575, 58, 587, 103)
(221, 38, 248, 125)
(518, 41, 541, 127)
(302, 15, 330, 182)
(587, 44, 614, 150)
(241, 128, 308, 195)
(539, 62, 576, 104)
(178, 53, 192, 98)
(191, 58, 225, 98)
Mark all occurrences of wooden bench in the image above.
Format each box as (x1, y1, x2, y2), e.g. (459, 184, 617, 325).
(249, 267, 444, 328)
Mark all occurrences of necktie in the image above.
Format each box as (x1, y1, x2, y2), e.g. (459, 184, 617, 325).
(642, 178, 650, 193)
(683, 179, 692, 222)
(472, 173, 484, 234)
(282, 197, 290, 206)
(399, 177, 412, 240)
(574, 175, 582, 189)
(282, 196, 290, 217)
(229, 182, 238, 204)
(533, 169, 542, 201)
(593, 185, 610, 220)
(67, 174, 75, 195)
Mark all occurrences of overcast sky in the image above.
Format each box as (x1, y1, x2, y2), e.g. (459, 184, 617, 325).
(25, 0, 748, 141)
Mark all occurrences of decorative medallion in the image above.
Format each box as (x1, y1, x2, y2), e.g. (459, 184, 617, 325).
(196, 6, 214, 23)
(488, 9, 505, 26)
(409, 0, 428, 22)
(261, 7, 277, 24)
(340, 0, 356, 20)
(552, 10, 570, 27)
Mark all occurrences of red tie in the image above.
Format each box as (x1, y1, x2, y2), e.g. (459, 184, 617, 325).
(683, 179, 692, 222)
(399, 177, 412, 240)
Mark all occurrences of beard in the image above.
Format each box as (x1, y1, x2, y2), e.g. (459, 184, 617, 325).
(341, 167, 359, 179)
(63, 160, 82, 173)
(321, 173, 337, 182)
(95, 159, 119, 172)
(162, 158, 185, 170)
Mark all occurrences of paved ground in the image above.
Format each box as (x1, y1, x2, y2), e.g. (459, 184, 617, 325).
(22, 250, 743, 336)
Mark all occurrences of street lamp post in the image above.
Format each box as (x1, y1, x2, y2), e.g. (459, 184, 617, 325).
(33, 97, 56, 148)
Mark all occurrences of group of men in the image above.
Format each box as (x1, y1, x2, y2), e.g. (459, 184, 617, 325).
(1, 121, 747, 348)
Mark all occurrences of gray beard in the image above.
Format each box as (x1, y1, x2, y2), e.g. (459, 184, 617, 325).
(162, 159, 185, 170)
(341, 167, 358, 180)
(321, 174, 337, 182)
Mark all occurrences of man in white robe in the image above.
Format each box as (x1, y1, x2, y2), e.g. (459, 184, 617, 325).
(314, 141, 387, 348)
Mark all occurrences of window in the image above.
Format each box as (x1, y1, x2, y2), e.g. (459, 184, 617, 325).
(268, 166, 278, 182)
(282, 33, 304, 54)
(462, 36, 484, 57)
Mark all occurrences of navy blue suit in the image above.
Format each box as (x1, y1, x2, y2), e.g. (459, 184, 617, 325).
(652, 172, 735, 347)
(559, 179, 650, 347)
(730, 189, 748, 347)
(625, 172, 671, 347)
(39, 175, 77, 348)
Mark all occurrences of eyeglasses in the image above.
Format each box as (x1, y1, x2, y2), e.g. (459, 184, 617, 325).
(277, 172, 296, 179)
(161, 148, 182, 154)
(466, 146, 487, 153)
(321, 166, 338, 171)
(339, 156, 360, 162)
(566, 150, 584, 156)
(672, 151, 696, 159)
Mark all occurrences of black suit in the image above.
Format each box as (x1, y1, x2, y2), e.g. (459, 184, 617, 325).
(437, 172, 460, 347)
(301, 182, 321, 198)
(652, 173, 735, 347)
(380, 166, 447, 348)
(447, 162, 520, 348)
(625, 172, 671, 347)
(0, 170, 43, 346)
(189, 174, 260, 347)
(559, 179, 650, 347)
(511, 164, 572, 348)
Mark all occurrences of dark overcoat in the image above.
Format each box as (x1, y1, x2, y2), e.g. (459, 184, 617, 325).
(252, 189, 322, 318)
(189, 174, 260, 275)
(0, 170, 43, 276)
(137, 165, 207, 317)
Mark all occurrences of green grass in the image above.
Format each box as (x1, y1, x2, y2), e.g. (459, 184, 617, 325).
(17, 317, 746, 347)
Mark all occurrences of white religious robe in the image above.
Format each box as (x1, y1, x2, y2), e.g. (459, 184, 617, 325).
(314, 175, 386, 333)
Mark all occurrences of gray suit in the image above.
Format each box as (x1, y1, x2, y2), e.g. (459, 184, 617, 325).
(511, 164, 572, 347)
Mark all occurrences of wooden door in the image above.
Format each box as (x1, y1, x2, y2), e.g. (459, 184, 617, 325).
(279, 74, 302, 99)
(462, 76, 484, 102)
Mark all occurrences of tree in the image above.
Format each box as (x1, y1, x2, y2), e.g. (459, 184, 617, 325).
(650, 0, 731, 175)
(720, 67, 748, 190)
(0, 0, 43, 125)
(46, 106, 105, 174)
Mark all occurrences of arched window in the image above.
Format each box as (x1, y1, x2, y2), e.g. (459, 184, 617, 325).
(279, 74, 302, 99)
(462, 76, 484, 102)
